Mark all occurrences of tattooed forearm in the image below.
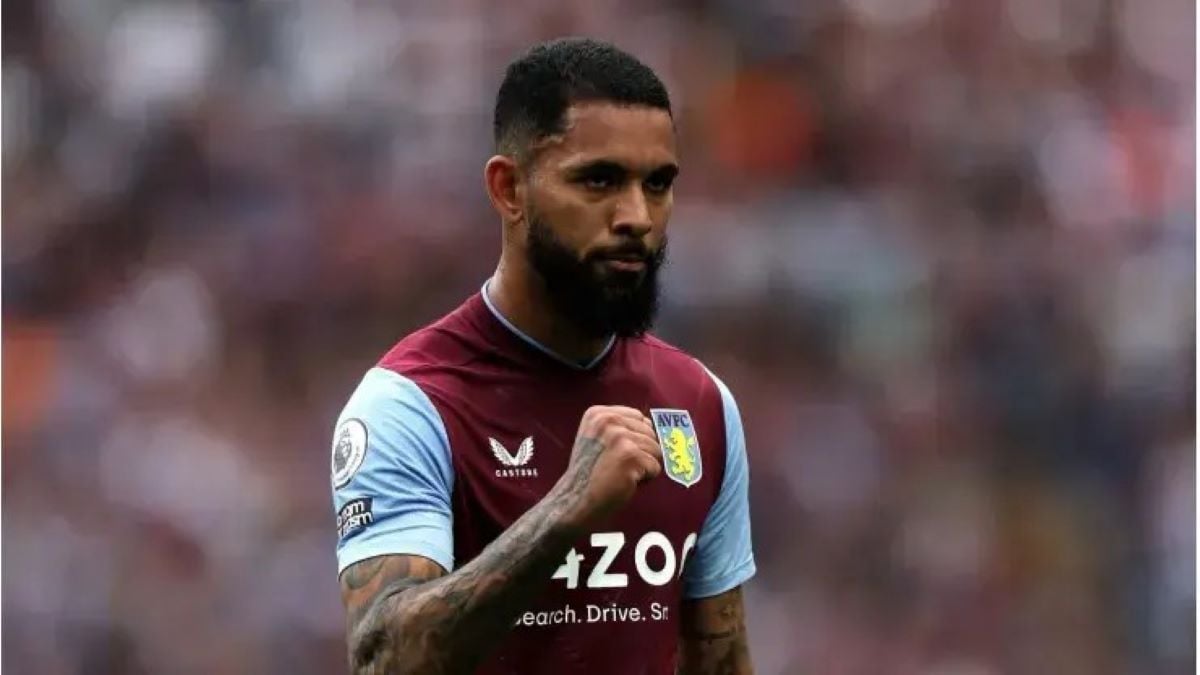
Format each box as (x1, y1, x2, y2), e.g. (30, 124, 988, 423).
(677, 587, 754, 675)
(341, 555, 441, 646)
(340, 442, 601, 675)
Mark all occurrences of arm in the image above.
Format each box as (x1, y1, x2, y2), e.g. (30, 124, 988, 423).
(676, 367, 757, 674)
(341, 555, 445, 668)
(340, 487, 581, 674)
(337, 405, 663, 674)
(677, 586, 753, 675)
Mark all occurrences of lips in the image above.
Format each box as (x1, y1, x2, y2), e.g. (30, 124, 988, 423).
(596, 248, 649, 271)
(602, 258, 647, 272)
(595, 247, 650, 262)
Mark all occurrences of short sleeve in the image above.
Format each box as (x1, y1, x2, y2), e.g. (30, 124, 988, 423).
(331, 367, 454, 576)
(682, 367, 756, 598)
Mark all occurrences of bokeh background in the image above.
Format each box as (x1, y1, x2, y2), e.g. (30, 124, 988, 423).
(3, 0, 1195, 673)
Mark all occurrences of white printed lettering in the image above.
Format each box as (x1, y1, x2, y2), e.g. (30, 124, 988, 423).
(586, 532, 628, 589)
(634, 531, 676, 586)
(551, 548, 584, 590)
(677, 532, 697, 579)
(550, 531, 698, 590)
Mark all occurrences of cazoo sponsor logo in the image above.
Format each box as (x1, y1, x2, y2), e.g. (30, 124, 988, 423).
(551, 531, 698, 590)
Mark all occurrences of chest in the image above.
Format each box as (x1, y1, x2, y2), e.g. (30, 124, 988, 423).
(430, 370, 725, 562)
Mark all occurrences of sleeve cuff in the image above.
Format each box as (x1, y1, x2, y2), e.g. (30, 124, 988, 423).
(682, 557, 756, 599)
(337, 525, 454, 576)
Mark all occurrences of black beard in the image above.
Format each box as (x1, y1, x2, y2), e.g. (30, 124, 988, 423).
(525, 212, 665, 339)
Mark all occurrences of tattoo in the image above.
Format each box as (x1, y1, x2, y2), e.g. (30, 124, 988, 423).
(677, 587, 753, 675)
(340, 436, 598, 674)
(551, 437, 602, 510)
(341, 555, 443, 644)
(343, 557, 388, 591)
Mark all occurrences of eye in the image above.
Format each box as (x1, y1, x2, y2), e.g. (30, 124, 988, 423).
(644, 167, 677, 195)
(572, 164, 625, 192)
(644, 175, 674, 194)
(582, 174, 617, 191)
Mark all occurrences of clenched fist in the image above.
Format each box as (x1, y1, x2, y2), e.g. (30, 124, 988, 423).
(549, 405, 663, 530)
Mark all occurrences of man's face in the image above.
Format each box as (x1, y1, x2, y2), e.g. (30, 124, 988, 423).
(521, 102, 678, 339)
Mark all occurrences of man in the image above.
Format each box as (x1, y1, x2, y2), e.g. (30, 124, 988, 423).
(331, 38, 755, 675)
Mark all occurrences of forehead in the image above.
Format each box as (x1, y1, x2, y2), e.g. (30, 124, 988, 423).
(536, 102, 677, 171)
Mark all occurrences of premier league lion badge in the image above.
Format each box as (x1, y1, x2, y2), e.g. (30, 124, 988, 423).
(332, 418, 368, 489)
(650, 409, 702, 488)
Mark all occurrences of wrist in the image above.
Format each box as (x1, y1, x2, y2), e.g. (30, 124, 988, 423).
(543, 484, 589, 538)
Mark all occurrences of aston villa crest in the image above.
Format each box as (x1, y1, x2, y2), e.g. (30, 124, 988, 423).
(650, 409, 702, 488)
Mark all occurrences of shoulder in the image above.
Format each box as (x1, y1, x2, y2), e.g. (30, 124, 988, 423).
(629, 333, 729, 399)
(632, 334, 744, 432)
(375, 295, 486, 382)
(336, 367, 449, 449)
(332, 366, 452, 499)
(630, 333, 705, 376)
(626, 334, 740, 449)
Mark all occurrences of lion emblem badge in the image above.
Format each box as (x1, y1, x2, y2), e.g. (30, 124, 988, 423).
(650, 409, 702, 488)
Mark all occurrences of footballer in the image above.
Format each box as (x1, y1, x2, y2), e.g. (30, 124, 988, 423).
(331, 38, 755, 675)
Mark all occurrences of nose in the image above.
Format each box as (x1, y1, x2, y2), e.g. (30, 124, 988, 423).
(611, 184, 653, 238)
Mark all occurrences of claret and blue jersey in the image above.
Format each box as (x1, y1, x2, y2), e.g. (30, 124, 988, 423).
(331, 282, 755, 674)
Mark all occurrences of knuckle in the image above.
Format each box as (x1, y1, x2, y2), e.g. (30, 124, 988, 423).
(585, 406, 611, 422)
(600, 425, 623, 444)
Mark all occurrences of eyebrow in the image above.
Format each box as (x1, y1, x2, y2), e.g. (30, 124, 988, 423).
(565, 159, 679, 180)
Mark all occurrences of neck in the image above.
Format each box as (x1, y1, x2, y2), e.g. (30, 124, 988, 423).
(487, 255, 613, 366)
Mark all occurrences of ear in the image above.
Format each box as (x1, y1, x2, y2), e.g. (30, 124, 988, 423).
(484, 155, 525, 224)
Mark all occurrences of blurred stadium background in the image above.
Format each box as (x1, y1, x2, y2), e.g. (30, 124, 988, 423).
(2, 0, 1195, 673)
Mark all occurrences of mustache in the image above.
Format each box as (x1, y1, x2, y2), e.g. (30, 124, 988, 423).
(588, 242, 662, 262)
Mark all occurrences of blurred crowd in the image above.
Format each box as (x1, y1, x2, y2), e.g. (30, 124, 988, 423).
(2, 0, 1194, 673)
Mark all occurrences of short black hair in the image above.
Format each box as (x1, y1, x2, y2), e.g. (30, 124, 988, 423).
(493, 37, 672, 163)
